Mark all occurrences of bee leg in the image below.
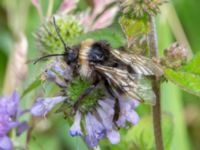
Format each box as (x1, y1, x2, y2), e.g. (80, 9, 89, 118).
(73, 80, 99, 113)
(103, 79, 120, 123)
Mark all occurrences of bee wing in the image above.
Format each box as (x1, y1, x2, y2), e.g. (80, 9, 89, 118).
(95, 65, 156, 105)
(110, 49, 163, 76)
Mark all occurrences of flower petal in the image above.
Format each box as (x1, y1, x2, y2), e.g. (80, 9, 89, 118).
(31, 96, 66, 116)
(126, 110, 140, 125)
(0, 136, 13, 150)
(96, 107, 113, 130)
(58, 0, 78, 14)
(0, 114, 19, 136)
(92, 6, 119, 30)
(16, 121, 29, 136)
(69, 111, 83, 136)
(85, 135, 99, 148)
(84, 112, 105, 148)
(44, 70, 67, 87)
(98, 99, 114, 116)
(116, 96, 139, 127)
(7, 91, 19, 116)
(92, 0, 115, 17)
(0, 91, 20, 117)
(32, 0, 39, 7)
(106, 129, 120, 144)
(116, 115, 126, 128)
(51, 61, 72, 81)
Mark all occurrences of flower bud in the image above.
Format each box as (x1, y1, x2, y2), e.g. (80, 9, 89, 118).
(162, 42, 189, 69)
(119, 0, 166, 18)
(34, 16, 83, 54)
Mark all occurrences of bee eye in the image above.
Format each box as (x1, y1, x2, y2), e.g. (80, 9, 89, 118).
(65, 50, 77, 64)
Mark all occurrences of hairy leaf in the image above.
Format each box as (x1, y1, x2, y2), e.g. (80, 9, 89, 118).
(181, 53, 200, 74)
(119, 16, 149, 39)
(164, 68, 200, 97)
(119, 16, 149, 54)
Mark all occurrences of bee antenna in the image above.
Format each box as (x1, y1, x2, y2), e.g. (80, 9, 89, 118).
(33, 54, 65, 64)
(53, 17, 70, 51)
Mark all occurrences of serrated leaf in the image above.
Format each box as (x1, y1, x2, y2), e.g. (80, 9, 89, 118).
(21, 75, 43, 99)
(118, 16, 149, 54)
(72, 28, 125, 48)
(164, 68, 200, 97)
(125, 114, 173, 150)
(181, 53, 200, 74)
(119, 16, 149, 39)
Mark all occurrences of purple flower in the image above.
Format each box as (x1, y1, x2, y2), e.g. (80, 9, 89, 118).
(31, 96, 67, 116)
(0, 92, 20, 137)
(68, 98, 139, 148)
(85, 112, 105, 148)
(69, 111, 83, 136)
(0, 136, 13, 150)
(116, 96, 139, 127)
(106, 129, 120, 144)
(0, 91, 19, 117)
(0, 91, 27, 150)
(43, 60, 72, 87)
(0, 114, 18, 136)
(98, 99, 115, 116)
(51, 61, 72, 81)
(44, 70, 67, 87)
(96, 99, 120, 144)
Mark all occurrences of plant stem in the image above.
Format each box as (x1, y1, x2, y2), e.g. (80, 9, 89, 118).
(148, 16, 164, 150)
(47, 0, 54, 17)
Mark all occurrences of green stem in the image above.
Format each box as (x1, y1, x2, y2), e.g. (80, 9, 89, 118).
(149, 16, 164, 150)
(47, 0, 54, 17)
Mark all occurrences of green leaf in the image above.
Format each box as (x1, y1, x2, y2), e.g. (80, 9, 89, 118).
(21, 75, 43, 99)
(119, 16, 149, 40)
(164, 68, 200, 97)
(181, 53, 200, 74)
(72, 28, 125, 48)
(125, 114, 173, 150)
(118, 16, 150, 54)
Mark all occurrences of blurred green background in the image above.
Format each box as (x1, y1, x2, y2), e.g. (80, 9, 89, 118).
(0, 0, 200, 150)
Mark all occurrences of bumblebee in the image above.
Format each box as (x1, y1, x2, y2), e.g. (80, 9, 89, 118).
(35, 17, 163, 111)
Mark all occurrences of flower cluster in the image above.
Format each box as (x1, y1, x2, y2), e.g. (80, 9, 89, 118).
(161, 42, 189, 69)
(31, 0, 140, 148)
(34, 15, 84, 54)
(33, 0, 119, 54)
(31, 59, 140, 148)
(0, 92, 28, 150)
(70, 97, 139, 148)
(119, 0, 166, 18)
(42, 59, 72, 87)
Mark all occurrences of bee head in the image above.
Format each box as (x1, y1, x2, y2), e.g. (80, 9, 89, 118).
(64, 46, 79, 65)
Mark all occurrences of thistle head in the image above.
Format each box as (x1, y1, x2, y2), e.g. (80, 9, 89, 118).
(119, 0, 166, 19)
